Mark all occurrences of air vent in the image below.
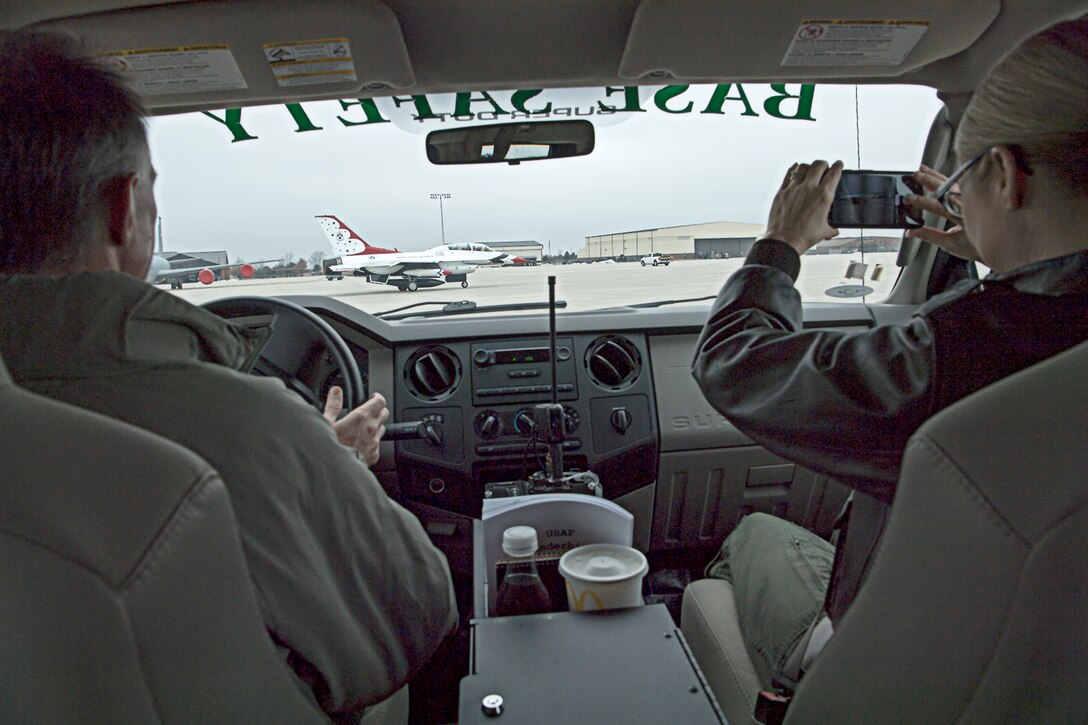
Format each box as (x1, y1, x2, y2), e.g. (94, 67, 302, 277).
(585, 336, 641, 390)
(404, 346, 461, 401)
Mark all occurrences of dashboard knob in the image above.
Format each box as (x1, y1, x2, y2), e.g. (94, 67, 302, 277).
(555, 345, 572, 361)
(422, 423, 444, 446)
(514, 410, 536, 437)
(473, 349, 491, 366)
(475, 411, 502, 439)
(611, 407, 632, 434)
(563, 405, 580, 435)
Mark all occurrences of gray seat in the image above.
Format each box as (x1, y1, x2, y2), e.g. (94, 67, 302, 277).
(0, 354, 327, 723)
(683, 338, 1088, 723)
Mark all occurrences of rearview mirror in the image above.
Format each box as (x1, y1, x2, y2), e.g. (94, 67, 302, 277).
(426, 120, 594, 165)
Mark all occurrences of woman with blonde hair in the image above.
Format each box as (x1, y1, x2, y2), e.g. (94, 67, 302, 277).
(690, 17, 1088, 692)
(909, 19, 1088, 271)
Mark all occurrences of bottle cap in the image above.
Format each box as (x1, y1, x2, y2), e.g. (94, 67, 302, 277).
(502, 526, 539, 557)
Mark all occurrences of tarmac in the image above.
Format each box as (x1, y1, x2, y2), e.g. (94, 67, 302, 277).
(169, 253, 902, 315)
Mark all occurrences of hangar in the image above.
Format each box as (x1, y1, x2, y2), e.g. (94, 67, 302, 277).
(579, 220, 902, 260)
(163, 250, 228, 268)
(579, 220, 766, 261)
(484, 240, 545, 262)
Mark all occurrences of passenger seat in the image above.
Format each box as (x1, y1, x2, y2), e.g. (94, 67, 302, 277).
(682, 338, 1088, 723)
(0, 354, 327, 722)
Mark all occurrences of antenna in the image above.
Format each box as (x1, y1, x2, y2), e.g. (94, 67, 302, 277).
(533, 275, 565, 483)
(549, 275, 559, 406)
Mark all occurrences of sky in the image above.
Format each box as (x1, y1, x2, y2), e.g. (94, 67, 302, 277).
(148, 83, 944, 262)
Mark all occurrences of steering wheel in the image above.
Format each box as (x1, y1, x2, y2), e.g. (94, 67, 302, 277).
(202, 296, 365, 413)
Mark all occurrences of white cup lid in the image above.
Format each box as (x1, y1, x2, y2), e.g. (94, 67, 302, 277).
(501, 526, 538, 557)
(559, 544, 648, 583)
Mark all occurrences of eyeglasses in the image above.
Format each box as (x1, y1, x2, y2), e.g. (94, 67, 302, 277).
(934, 146, 991, 221)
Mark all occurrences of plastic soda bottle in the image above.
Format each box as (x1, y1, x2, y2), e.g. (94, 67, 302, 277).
(494, 525, 552, 616)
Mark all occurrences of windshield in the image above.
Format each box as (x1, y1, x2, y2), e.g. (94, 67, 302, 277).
(149, 84, 942, 313)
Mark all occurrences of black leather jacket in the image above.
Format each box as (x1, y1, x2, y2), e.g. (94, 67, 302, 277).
(693, 240, 1088, 504)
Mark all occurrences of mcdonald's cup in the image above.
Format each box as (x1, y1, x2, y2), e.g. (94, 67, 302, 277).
(558, 544, 649, 611)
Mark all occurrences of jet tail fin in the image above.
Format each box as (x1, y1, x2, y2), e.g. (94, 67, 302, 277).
(314, 215, 398, 256)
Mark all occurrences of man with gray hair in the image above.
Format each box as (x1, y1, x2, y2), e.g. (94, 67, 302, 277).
(0, 33, 457, 718)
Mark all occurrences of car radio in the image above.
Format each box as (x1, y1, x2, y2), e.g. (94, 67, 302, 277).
(470, 338, 578, 405)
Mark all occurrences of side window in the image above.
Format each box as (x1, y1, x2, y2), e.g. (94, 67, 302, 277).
(926, 248, 979, 299)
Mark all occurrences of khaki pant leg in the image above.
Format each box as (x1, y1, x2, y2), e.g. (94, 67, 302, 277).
(705, 512, 834, 686)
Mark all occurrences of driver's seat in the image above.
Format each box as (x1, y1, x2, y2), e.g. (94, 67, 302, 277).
(0, 354, 327, 722)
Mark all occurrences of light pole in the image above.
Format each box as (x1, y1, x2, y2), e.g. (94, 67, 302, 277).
(430, 193, 451, 245)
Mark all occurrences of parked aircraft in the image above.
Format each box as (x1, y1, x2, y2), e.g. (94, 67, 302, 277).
(315, 215, 507, 291)
(501, 255, 535, 266)
(147, 254, 277, 289)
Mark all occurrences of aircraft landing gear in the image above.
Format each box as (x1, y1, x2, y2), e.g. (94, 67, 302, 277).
(461, 280, 469, 288)
(170, 280, 183, 290)
(407, 281, 419, 292)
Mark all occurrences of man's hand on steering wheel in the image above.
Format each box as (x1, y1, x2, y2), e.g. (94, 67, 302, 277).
(323, 387, 389, 466)
(202, 297, 383, 463)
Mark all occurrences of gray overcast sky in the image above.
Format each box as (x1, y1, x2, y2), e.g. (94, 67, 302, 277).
(148, 84, 943, 261)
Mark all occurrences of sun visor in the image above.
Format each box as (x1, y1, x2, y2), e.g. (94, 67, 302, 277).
(619, 0, 1000, 82)
(30, 0, 415, 113)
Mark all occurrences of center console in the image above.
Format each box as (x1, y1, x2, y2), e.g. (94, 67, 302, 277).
(459, 520, 725, 724)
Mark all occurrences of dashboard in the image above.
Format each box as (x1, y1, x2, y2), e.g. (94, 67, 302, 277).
(395, 331, 656, 517)
(292, 296, 916, 561)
